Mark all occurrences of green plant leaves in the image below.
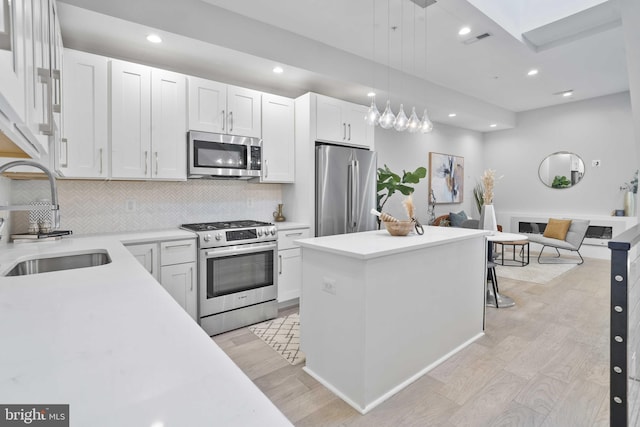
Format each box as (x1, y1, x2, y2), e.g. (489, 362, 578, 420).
(376, 164, 427, 212)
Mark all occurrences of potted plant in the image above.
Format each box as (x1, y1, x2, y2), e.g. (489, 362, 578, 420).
(376, 165, 427, 226)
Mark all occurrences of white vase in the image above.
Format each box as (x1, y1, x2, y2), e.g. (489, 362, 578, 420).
(624, 191, 636, 216)
(480, 204, 498, 232)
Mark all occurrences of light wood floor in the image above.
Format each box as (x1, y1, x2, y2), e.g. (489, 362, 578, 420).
(213, 257, 610, 426)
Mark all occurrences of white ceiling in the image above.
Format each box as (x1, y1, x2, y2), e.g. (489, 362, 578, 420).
(56, 0, 630, 132)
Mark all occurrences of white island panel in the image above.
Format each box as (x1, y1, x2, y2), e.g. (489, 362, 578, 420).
(299, 227, 487, 413)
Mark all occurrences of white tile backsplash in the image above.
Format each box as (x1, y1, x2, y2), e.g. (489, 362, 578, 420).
(11, 179, 283, 235)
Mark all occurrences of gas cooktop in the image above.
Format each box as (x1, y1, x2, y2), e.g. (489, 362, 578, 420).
(181, 220, 273, 232)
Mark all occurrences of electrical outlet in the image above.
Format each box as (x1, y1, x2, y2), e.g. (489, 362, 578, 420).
(322, 277, 336, 295)
(125, 199, 137, 212)
(592, 160, 601, 167)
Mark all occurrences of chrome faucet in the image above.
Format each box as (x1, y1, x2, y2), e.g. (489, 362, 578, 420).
(0, 160, 60, 230)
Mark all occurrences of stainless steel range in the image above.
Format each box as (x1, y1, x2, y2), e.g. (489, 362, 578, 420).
(181, 220, 278, 336)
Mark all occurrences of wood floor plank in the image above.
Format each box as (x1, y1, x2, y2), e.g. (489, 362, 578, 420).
(540, 379, 608, 427)
(482, 401, 546, 427)
(514, 374, 569, 416)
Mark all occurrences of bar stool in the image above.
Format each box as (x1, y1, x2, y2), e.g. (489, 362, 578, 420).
(487, 260, 500, 308)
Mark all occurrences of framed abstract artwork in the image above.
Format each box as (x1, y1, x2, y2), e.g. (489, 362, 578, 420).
(429, 152, 464, 204)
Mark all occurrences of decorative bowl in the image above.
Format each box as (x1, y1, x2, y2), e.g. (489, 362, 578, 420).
(383, 220, 414, 236)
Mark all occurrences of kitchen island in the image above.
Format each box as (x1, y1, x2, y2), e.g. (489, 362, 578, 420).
(0, 235, 292, 427)
(297, 226, 490, 414)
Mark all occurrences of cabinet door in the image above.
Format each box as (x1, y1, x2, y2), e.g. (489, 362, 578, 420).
(227, 85, 261, 138)
(278, 248, 301, 303)
(187, 76, 226, 133)
(261, 93, 294, 183)
(151, 68, 187, 180)
(61, 49, 108, 178)
(316, 94, 345, 143)
(160, 262, 197, 321)
(0, 0, 26, 123)
(111, 59, 151, 179)
(22, 0, 50, 152)
(126, 243, 159, 281)
(345, 103, 374, 150)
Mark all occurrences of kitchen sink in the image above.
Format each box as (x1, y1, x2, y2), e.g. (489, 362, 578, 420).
(5, 251, 112, 276)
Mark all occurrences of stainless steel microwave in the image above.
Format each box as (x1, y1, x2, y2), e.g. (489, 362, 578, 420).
(188, 131, 262, 179)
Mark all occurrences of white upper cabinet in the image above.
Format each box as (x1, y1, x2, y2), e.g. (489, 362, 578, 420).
(187, 77, 225, 134)
(0, 0, 59, 160)
(315, 94, 374, 150)
(111, 60, 187, 180)
(0, 0, 26, 124)
(151, 68, 187, 180)
(188, 76, 261, 138)
(60, 49, 108, 178)
(110, 59, 151, 179)
(261, 93, 294, 183)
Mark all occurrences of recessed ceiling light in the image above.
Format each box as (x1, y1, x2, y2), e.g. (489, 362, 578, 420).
(448, 113, 457, 118)
(367, 92, 376, 97)
(272, 66, 284, 74)
(489, 124, 497, 128)
(146, 34, 162, 44)
(458, 27, 471, 36)
(562, 90, 573, 97)
(527, 69, 539, 76)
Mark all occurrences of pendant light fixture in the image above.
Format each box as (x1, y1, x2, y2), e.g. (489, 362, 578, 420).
(365, 0, 381, 126)
(364, 0, 434, 134)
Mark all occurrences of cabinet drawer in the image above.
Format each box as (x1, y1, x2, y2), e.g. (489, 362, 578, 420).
(160, 239, 196, 265)
(278, 228, 310, 250)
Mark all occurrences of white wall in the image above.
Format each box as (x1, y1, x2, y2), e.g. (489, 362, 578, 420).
(375, 123, 484, 225)
(484, 92, 636, 219)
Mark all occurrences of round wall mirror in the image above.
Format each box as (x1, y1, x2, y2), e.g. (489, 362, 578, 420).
(538, 152, 585, 189)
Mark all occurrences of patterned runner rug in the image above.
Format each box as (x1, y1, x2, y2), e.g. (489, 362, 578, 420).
(248, 313, 305, 365)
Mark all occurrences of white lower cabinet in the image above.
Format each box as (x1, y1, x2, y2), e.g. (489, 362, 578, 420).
(277, 227, 310, 302)
(125, 242, 159, 281)
(126, 238, 197, 321)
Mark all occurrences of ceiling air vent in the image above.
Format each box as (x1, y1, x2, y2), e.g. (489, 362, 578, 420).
(462, 32, 492, 45)
(409, 0, 437, 8)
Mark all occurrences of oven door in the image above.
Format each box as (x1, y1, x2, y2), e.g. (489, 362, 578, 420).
(199, 241, 277, 317)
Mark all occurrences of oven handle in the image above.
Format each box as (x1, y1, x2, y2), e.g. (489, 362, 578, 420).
(204, 242, 277, 258)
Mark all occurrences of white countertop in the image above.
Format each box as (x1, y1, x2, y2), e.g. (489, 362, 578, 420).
(297, 226, 490, 260)
(0, 234, 292, 426)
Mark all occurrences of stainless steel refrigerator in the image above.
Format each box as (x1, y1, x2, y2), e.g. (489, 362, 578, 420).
(316, 144, 378, 237)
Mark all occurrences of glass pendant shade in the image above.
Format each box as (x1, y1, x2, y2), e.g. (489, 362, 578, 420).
(394, 104, 409, 131)
(379, 100, 396, 129)
(407, 107, 420, 133)
(420, 109, 434, 133)
(364, 98, 381, 126)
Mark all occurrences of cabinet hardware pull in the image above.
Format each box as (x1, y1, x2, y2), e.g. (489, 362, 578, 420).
(264, 159, 268, 178)
(190, 266, 194, 291)
(61, 138, 68, 168)
(155, 152, 159, 176)
(285, 232, 303, 237)
(343, 123, 346, 140)
(164, 243, 192, 249)
(279, 254, 282, 275)
(99, 148, 103, 175)
(221, 110, 225, 131)
(348, 123, 351, 140)
(37, 68, 53, 136)
(229, 111, 233, 132)
(144, 151, 148, 175)
(51, 69, 61, 112)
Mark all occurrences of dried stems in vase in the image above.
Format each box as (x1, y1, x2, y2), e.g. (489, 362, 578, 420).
(481, 169, 496, 204)
(402, 195, 415, 220)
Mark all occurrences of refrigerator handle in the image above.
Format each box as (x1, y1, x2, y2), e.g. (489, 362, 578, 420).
(348, 160, 359, 232)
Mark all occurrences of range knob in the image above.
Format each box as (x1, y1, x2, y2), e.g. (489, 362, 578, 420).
(203, 234, 212, 242)
(270, 227, 276, 236)
(215, 233, 223, 241)
(257, 229, 263, 237)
